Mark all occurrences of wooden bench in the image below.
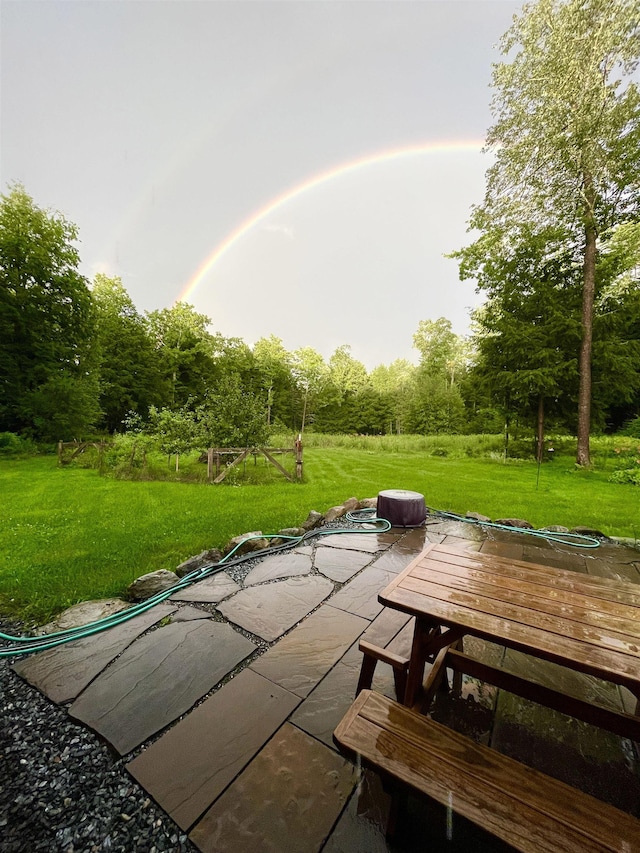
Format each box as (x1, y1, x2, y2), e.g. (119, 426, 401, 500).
(356, 609, 414, 700)
(334, 690, 640, 853)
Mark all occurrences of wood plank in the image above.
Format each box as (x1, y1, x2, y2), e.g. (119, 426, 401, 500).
(412, 559, 640, 626)
(405, 566, 640, 643)
(397, 574, 640, 662)
(445, 649, 640, 740)
(334, 691, 640, 853)
(382, 586, 640, 689)
(424, 545, 640, 604)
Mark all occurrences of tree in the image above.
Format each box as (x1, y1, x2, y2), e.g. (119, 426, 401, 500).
(253, 335, 294, 428)
(146, 302, 215, 408)
(92, 274, 165, 432)
(472, 0, 640, 465)
(0, 185, 100, 439)
(194, 374, 268, 449)
(291, 347, 329, 432)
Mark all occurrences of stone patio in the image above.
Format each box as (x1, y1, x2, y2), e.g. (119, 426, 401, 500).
(11, 517, 640, 851)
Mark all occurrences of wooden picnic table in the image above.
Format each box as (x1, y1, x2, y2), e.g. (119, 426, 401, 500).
(378, 542, 640, 739)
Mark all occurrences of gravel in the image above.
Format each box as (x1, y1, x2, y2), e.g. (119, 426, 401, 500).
(0, 618, 198, 853)
(0, 516, 385, 852)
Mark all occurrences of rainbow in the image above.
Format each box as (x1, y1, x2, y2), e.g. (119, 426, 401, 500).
(177, 139, 485, 304)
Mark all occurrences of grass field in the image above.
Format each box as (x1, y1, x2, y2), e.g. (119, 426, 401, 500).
(1, 435, 638, 625)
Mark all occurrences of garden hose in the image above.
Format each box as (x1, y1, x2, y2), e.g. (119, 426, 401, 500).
(0, 505, 602, 658)
(431, 509, 602, 549)
(0, 509, 390, 658)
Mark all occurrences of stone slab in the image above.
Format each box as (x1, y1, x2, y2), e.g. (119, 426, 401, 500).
(217, 575, 334, 642)
(243, 552, 312, 585)
(250, 604, 368, 697)
(127, 668, 300, 831)
(189, 722, 357, 853)
(328, 566, 398, 620)
(292, 661, 390, 749)
(171, 606, 212, 621)
(315, 532, 395, 553)
(367, 547, 417, 575)
(313, 546, 372, 582)
(11, 603, 177, 704)
(170, 572, 239, 602)
(68, 620, 256, 754)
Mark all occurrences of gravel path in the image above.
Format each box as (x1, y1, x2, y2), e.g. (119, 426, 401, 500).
(0, 619, 197, 853)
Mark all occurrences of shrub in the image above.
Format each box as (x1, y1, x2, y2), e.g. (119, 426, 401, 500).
(0, 432, 36, 456)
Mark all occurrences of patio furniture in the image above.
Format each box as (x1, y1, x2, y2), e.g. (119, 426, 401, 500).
(379, 542, 640, 735)
(334, 689, 640, 852)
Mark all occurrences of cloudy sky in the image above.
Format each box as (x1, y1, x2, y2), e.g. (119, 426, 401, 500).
(1, 0, 523, 368)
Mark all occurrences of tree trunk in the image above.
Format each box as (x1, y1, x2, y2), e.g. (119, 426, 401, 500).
(536, 395, 544, 464)
(576, 177, 596, 467)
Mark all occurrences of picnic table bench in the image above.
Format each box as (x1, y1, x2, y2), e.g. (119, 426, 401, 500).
(334, 689, 640, 853)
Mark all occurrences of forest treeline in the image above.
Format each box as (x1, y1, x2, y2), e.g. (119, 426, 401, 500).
(1, 184, 638, 454)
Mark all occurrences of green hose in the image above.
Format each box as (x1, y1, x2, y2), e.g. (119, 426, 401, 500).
(0, 510, 390, 658)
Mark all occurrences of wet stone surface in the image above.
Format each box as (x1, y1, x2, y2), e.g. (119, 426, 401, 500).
(317, 532, 397, 553)
(329, 566, 399, 620)
(127, 668, 300, 831)
(250, 604, 368, 697)
(169, 572, 240, 602)
(11, 603, 177, 704)
(189, 722, 357, 853)
(313, 546, 373, 582)
(69, 620, 256, 754)
(217, 575, 334, 642)
(242, 551, 313, 585)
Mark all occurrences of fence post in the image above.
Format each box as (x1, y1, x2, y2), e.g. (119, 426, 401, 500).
(295, 434, 303, 480)
(207, 447, 214, 484)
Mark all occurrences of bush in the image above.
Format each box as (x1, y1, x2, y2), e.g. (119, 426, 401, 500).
(0, 432, 36, 456)
(621, 416, 640, 438)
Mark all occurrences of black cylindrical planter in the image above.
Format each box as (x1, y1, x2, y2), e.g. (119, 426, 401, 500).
(377, 489, 426, 527)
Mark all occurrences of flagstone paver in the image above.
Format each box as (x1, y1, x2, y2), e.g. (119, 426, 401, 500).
(316, 532, 397, 553)
(11, 603, 177, 704)
(170, 605, 213, 621)
(68, 620, 256, 754)
(243, 552, 312, 585)
(170, 572, 240, 602)
(189, 722, 357, 853)
(313, 546, 372, 582)
(217, 575, 334, 642)
(328, 566, 398, 620)
(127, 668, 300, 831)
(250, 604, 368, 697)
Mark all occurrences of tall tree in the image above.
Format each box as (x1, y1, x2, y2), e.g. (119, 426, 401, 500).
(0, 185, 99, 439)
(92, 274, 165, 432)
(472, 0, 640, 465)
(146, 302, 215, 408)
(290, 347, 328, 432)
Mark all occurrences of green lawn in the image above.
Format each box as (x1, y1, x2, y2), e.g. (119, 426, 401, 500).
(1, 444, 638, 625)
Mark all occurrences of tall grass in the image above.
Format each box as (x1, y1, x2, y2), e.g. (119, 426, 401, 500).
(1, 437, 638, 624)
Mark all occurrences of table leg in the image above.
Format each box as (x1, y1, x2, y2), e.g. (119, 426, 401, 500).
(403, 618, 442, 707)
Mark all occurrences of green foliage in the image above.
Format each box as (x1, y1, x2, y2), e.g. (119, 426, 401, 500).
(608, 442, 640, 485)
(194, 374, 269, 449)
(0, 432, 36, 456)
(622, 417, 640, 438)
(0, 185, 99, 439)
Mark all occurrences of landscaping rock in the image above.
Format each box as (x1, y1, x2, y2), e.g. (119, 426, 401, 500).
(466, 512, 491, 523)
(540, 525, 570, 533)
(494, 518, 534, 529)
(127, 570, 179, 601)
(570, 525, 611, 541)
(301, 510, 324, 531)
(358, 497, 378, 509)
(324, 497, 359, 522)
(175, 549, 224, 578)
(35, 599, 131, 636)
(223, 531, 269, 556)
(278, 527, 306, 538)
(611, 536, 640, 551)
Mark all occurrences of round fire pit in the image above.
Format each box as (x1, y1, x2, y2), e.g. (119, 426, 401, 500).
(377, 489, 426, 527)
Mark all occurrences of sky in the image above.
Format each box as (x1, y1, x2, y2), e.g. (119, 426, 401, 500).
(1, 0, 524, 369)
